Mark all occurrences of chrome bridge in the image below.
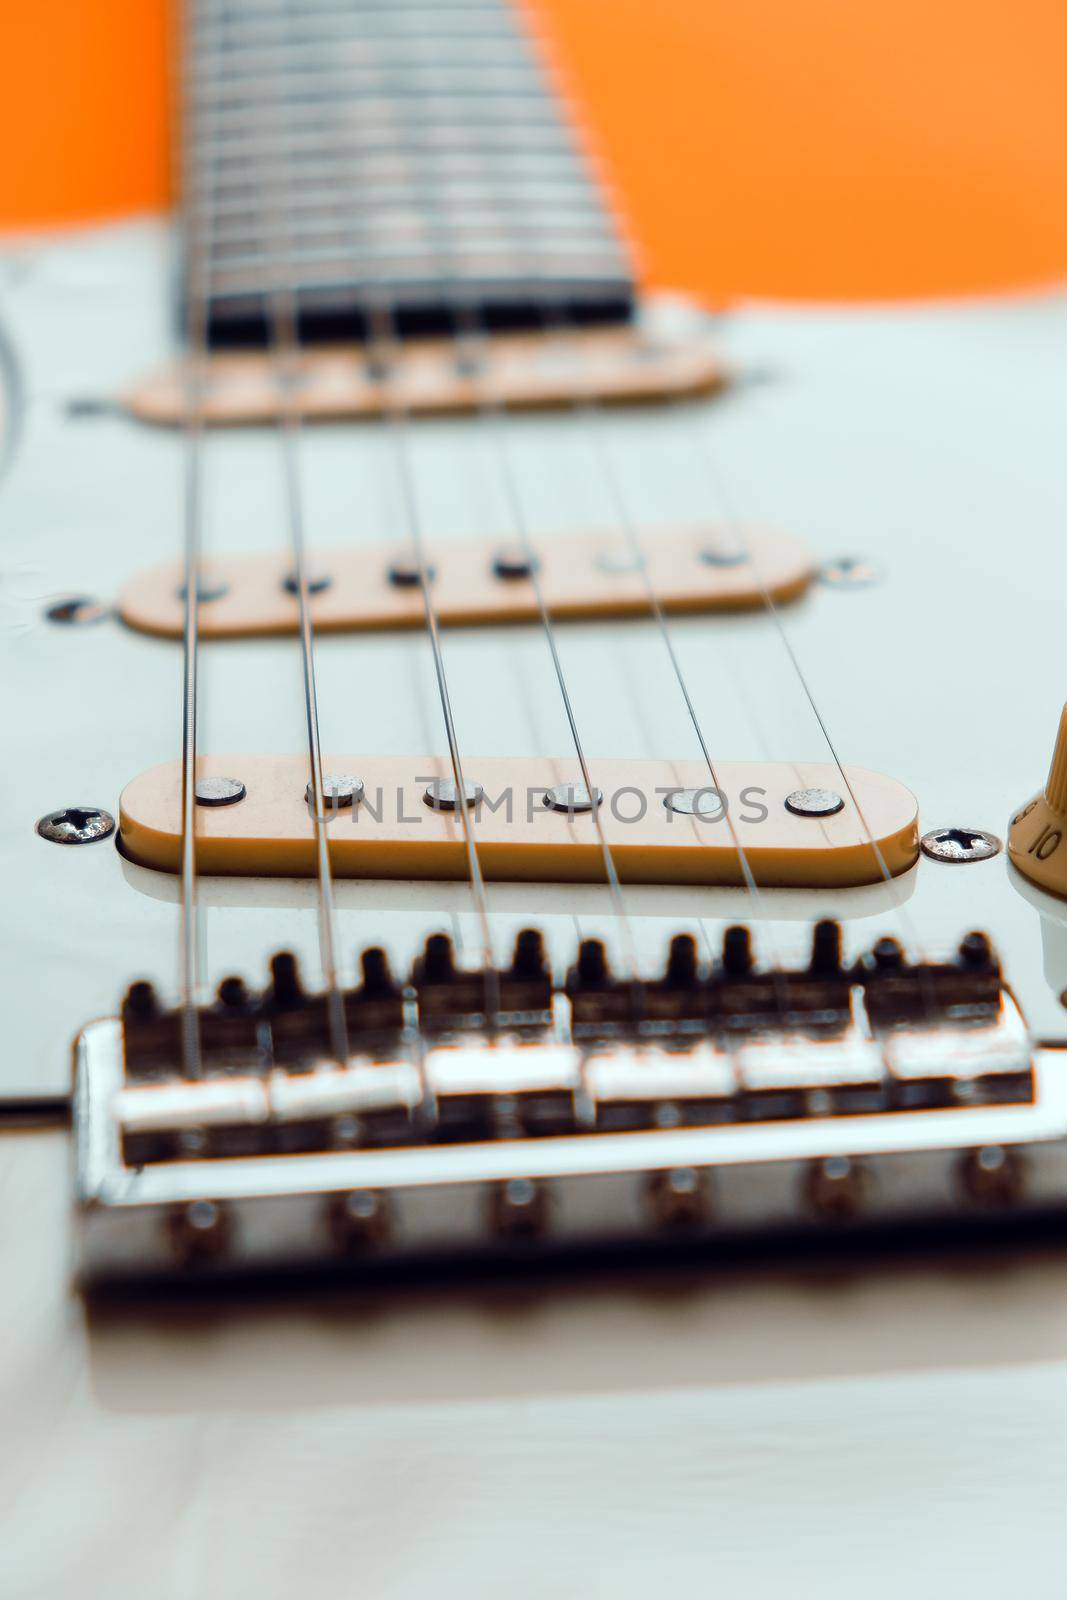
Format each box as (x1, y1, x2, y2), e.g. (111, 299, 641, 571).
(73, 925, 1067, 1284)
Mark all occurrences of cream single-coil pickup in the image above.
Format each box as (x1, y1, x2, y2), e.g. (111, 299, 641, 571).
(117, 523, 813, 640)
(119, 754, 919, 888)
(121, 306, 725, 428)
(74, 928, 1048, 1283)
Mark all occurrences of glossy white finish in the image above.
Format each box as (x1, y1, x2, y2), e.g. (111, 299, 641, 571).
(4, 220, 1067, 1595)
(4, 221, 1067, 1100)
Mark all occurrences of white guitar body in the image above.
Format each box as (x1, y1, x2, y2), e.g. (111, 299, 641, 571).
(3, 217, 1067, 1594)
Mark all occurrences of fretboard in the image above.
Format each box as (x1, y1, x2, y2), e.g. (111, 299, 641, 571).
(183, 0, 636, 346)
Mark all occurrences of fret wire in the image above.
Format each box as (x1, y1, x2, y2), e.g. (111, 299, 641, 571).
(192, 105, 564, 140)
(192, 41, 530, 73)
(195, 1, 521, 16)
(197, 129, 575, 162)
(209, 237, 621, 271)
(191, 73, 546, 109)
(193, 67, 546, 97)
(192, 14, 523, 43)
(208, 239, 626, 275)
(204, 180, 601, 219)
(195, 148, 588, 176)
(189, 0, 634, 344)
(194, 88, 550, 122)
(193, 4, 521, 30)
(209, 207, 617, 243)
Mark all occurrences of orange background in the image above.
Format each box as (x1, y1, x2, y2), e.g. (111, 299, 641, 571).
(3, 0, 1067, 302)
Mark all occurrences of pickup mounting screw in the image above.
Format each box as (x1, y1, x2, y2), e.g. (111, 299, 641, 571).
(44, 596, 109, 625)
(36, 806, 115, 845)
(195, 776, 246, 807)
(920, 827, 1001, 864)
(819, 556, 880, 588)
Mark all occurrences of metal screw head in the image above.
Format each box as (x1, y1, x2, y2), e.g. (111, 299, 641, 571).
(44, 596, 109, 625)
(65, 395, 114, 419)
(806, 1154, 867, 1218)
(921, 827, 1001, 864)
(595, 548, 645, 575)
(489, 1176, 550, 1239)
(36, 805, 115, 845)
(306, 772, 364, 810)
(647, 1166, 711, 1229)
(543, 782, 602, 814)
(388, 554, 436, 588)
(328, 1188, 391, 1252)
(283, 570, 332, 596)
(493, 547, 539, 581)
(819, 556, 880, 588)
(664, 787, 727, 820)
(698, 545, 746, 568)
(195, 776, 246, 807)
(960, 1144, 1025, 1206)
(785, 787, 845, 818)
(424, 777, 482, 811)
(165, 1198, 231, 1264)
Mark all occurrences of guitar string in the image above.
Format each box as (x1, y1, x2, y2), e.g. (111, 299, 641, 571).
(445, 314, 641, 988)
(370, 351, 501, 1016)
(175, 0, 225, 1081)
(232, 0, 352, 1062)
(518, 0, 931, 980)
(560, 340, 939, 1019)
(528, 315, 793, 1014)
(363, 27, 641, 990)
(680, 422, 938, 991)
(329, 16, 503, 1015)
(195, 1, 513, 1026)
(452, 3, 782, 988)
(401, 31, 777, 992)
(206, 2, 814, 1004)
(190, 2, 929, 1059)
(301, 0, 738, 994)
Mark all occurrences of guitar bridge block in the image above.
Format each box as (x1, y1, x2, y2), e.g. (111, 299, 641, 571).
(72, 926, 1062, 1287)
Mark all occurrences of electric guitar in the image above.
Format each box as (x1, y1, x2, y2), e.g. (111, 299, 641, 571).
(4, 1, 1067, 1588)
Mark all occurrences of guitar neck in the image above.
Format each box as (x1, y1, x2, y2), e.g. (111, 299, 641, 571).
(183, 0, 636, 346)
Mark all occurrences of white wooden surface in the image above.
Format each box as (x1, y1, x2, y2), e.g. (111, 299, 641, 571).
(5, 1132, 1067, 1597)
(4, 221, 1067, 1594)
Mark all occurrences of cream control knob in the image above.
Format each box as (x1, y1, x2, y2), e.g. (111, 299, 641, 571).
(1008, 704, 1067, 897)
